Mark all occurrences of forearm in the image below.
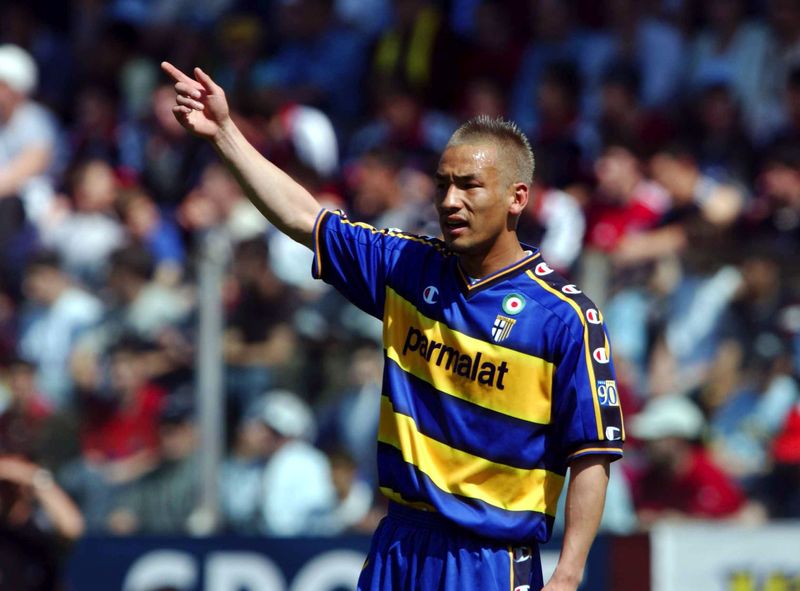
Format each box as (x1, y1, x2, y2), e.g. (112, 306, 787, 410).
(34, 476, 86, 541)
(549, 456, 611, 588)
(212, 120, 322, 247)
(0, 146, 52, 198)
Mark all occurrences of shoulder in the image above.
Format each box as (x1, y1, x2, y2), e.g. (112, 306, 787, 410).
(522, 259, 604, 343)
(321, 209, 453, 257)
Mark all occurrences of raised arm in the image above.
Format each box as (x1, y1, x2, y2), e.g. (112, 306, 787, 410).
(161, 62, 322, 248)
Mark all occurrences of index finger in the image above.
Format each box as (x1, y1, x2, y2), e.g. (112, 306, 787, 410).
(161, 61, 201, 88)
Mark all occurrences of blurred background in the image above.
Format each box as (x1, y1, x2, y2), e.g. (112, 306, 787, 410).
(0, 0, 799, 589)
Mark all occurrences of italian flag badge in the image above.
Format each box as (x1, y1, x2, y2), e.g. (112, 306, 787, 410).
(502, 294, 525, 315)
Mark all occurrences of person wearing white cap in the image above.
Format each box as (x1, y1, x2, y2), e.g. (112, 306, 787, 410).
(629, 395, 746, 526)
(0, 44, 57, 227)
(251, 389, 336, 536)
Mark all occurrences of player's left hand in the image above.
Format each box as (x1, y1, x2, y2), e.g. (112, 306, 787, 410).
(541, 571, 580, 591)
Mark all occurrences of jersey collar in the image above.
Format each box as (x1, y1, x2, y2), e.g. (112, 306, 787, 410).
(456, 246, 541, 297)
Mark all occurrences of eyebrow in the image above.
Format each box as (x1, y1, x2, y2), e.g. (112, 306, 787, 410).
(434, 173, 481, 183)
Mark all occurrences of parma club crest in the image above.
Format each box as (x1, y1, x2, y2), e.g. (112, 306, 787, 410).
(492, 314, 516, 343)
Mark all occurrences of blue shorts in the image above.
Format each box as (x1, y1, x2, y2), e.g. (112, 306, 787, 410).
(358, 503, 543, 591)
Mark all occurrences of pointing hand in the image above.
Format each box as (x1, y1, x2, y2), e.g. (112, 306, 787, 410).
(160, 61, 230, 140)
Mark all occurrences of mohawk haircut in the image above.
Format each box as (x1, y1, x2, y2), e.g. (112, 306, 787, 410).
(446, 115, 535, 185)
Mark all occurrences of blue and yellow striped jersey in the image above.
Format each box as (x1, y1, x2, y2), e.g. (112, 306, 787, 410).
(312, 210, 625, 544)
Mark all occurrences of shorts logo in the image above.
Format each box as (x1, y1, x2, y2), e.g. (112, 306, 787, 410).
(492, 315, 516, 343)
(605, 426, 622, 441)
(586, 308, 602, 324)
(513, 547, 531, 563)
(562, 284, 581, 295)
(597, 380, 619, 406)
(534, 262, 553, 276)
(593, 347, 610, 364)
(502, 294, 526, 315)
(514, 586, 531, 591)
(422, 285, 439, 304)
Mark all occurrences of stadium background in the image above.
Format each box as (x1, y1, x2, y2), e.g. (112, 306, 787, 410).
(0, 0, 799, 589)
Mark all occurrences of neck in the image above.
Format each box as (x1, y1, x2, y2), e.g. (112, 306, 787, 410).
(458, 235, 527, 279)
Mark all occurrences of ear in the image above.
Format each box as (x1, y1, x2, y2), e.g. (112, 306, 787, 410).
(508, 182, 529, 216)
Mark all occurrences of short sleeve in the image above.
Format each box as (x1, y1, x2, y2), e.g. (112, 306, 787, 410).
(552, 319, 625, 463)
(311, 209, 398, 319)
(12, 103, 57, 150)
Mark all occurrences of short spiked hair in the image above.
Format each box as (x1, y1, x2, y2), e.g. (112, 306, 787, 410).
(446, 116, 535, 185)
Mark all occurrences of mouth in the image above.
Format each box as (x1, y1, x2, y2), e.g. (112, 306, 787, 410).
(442, 217, 469, 236)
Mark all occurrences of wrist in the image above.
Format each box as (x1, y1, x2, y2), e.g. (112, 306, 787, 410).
(213, 117, 237, 146)
(31, 468, 55, 494)
(551, 565, 582, 587)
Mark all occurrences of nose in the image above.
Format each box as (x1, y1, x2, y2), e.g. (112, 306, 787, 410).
(438, 183, 461, 212)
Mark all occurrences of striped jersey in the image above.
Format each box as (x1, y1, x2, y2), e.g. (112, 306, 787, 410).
(312, 209, 625, 544)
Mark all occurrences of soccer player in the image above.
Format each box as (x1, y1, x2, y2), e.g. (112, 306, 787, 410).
(162, 62, 625, 591)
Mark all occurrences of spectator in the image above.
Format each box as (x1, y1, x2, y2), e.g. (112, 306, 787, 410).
(370, 0, 458, 110)
(586, 143, 672, 256)
(348, 146, 437, 233)
(79, 338, 165, 476)
(707, 336, 798, 488)
(317, 341, 383, 486)
(348, 80, 457, 167)
(749, 141, 800, 255)
(116, 185, 186, 285)
(0, 44, 57, 228)
(688, 0, 772, 138)
(518, 182, 586, 273)
(106, 388, 199, 534)
(251, 0, 368, 126)
(602, 0, 685, 109)
(253, 390, 335, 536)
(104, 245, 192, 346)
(138, 83, 213, 206)
(224, 238, 298, 417)
(596, 61, 676, 159)
(510, 0, 613, 133)
(649, 142, 746, 228)
(529, 60, 589, 188)
(685, 82, 755, 185)
(39, 159, 127, 287)
(60, 337, 166, 531)
(17, 251, 103, 409)
(0, 356, 52, 459)
(628, 395, 747, 526)
(308, 448, 376, 535)
(456, 0, 525, 96)
(219, 401, 274, 534)
(178, 161, 268, 245)
(0, 454, 84, 591)
(763, 402, 800, 517)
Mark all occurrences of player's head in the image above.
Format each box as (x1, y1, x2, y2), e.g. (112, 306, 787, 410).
(435, 116, 534, 255)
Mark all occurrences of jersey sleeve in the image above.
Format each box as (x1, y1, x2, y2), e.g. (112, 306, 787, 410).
(552, 318, 625, 463)
(311, 209, 400, 319)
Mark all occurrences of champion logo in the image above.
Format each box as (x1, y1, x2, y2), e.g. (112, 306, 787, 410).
(605, 426, 622, 441)
(593, 348, 610, 364)
(534, 262, 553, 276)
(513, 547, 531, 563)
(586, 308, 602, 324)
(562, 284, 581, 295)
(423, 286, 439, 304)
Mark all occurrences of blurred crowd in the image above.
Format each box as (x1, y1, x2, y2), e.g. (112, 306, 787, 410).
(1, 0, 800, 559)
